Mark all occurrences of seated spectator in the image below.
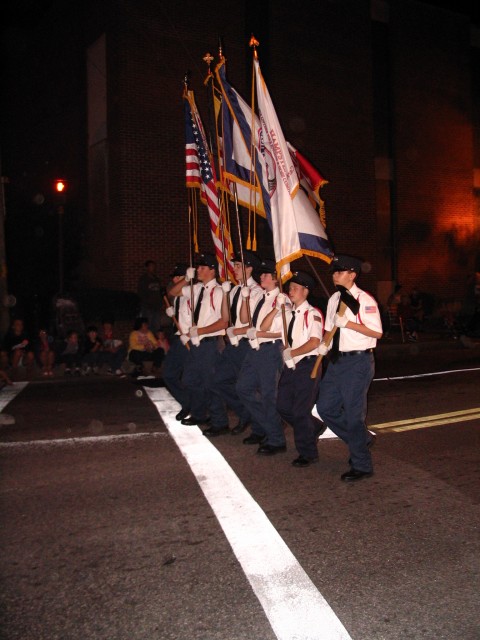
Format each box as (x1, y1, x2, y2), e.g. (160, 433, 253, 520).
(99, 317, 127, 376)
(0, 368, 13, 389)
(58, 329, 82, 375)
(128, 317, 164, 377)
(82, 325, 103, 375)
(397, 294, 420, 342)
(34, 327, 56, 377)
(1, 318, 35, 376)
(155, 329, 170, 354)
(410, 287, 425, 326)
(382, 284, 403, 338)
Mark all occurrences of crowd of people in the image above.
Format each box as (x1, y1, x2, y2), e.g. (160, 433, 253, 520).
(1, 317, 126, 378)
(0, 261, 173, 381)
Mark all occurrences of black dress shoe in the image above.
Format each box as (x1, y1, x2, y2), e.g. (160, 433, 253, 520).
(243, 433, 266, 445)
(291, 455, 319, 468)
(175, 409, 190, 421)
(203, 426, 230, 437)
(181, 416, 207, 426)
(257, 444, 287, 456)
(341, 468, 373, 482)
(231, 421, 250, 435)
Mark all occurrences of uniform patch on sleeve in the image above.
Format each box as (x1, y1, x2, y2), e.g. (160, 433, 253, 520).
(313, 315, 322, 322)
(365, 305, 377, 313)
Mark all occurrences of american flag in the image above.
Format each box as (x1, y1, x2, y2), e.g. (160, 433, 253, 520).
(184, 91, 234, 280)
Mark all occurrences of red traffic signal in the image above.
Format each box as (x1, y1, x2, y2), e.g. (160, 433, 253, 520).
(54, 179, 68, 205)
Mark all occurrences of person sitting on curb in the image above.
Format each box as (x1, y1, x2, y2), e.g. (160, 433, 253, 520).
(58, 329, 82, 376)
(128, 317, 164, 377)
(1, 318, 35, 378)
(81, 325, 104, 375)
(98, 317, 127, 376)
(34, 327, 56, 377)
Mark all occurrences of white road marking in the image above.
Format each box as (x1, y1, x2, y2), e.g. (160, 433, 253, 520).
(373, 366, 480, 381)
(0, 431, 168, 449)
(0, 382, 29, 412)
(145, 386, 353, 640)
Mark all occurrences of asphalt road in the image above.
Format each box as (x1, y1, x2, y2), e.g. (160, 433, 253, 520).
(0, 339, 479, 640)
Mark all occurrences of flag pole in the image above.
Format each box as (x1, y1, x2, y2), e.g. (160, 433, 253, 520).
(250, 39, 288, 346)
(305, 255, 332, 298)
(203, 52, 232, 289)
(232, 183, 252, 326)
(277, 269, 289, 348)
(248, 35, 260, 251)
(184, 72, 195, 324)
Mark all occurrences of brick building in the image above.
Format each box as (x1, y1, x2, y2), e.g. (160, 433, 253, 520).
(1, 0, 479, 320)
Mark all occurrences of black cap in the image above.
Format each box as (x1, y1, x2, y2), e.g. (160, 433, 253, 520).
(289, 271, 316, 289)
(233, 250, 261, 270)
(258, 258, 277, 275)
(330, 254, 363, 274)
(195, 253, 217, 269)
(171, 263, 188, 277)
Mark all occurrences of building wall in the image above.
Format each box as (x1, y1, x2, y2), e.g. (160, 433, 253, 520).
(2, 0, 478, 315)
(100, 0, 248, 291)
(390, 1, 476, 301)
(267, 0, 378, 296)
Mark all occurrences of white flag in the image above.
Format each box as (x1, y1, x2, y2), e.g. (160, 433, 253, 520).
(254, 58, 333, 281)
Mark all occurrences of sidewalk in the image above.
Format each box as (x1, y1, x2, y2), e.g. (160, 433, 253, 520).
(376, 329, 480, 359)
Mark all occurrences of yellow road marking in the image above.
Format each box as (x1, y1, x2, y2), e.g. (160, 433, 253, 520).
(371, 407, 480, 434)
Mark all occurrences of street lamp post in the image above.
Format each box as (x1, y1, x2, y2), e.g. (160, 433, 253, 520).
(54, 180, 67, 293)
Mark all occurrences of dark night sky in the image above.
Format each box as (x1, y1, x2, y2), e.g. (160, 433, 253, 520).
(1, 0, 480, 29)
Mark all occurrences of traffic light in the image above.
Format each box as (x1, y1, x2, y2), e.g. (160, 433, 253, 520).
(54, 179, 67, 205)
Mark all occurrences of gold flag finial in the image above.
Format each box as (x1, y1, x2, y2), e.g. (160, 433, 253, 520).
(203, 52, 214, 67)
(203, 52, 214, 84)
(249, 34, 259, 59)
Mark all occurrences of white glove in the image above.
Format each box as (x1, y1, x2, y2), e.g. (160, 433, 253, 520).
(282, 347, 295, 369)
(180, 334, 190, 346)
(246, 327, 257, 340)
(334, 313, 349, 328)
(165, 306, 175, 318)
(189, 326, 200, 346)
(226, 326, 239, 346)
(275, 293, 287, 309)
(190, 326, 198, 339)
(185, 267, 196, 282)
(249, 337, 260, 350)
(222, 281, 232, 293)
(318, 342, 329, 356)
(240, 287, 250, 298)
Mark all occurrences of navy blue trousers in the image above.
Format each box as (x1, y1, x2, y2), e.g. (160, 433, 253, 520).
(315, 352, 375, 472)
(236, 342, 285, 447)
(182, 338, 228, 428)
(212, 339, 250, 423)
(163, 336, 191, 411)
(277, 357, 318, 460)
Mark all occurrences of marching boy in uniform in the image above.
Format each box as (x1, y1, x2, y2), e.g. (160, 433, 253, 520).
(168, 253, 229, 434)
(212, 250, 264, 435)
(315, 254, 382, 482)
(163, 263, 192, 421)
(262, 271, 324, 467)
(236, 259, 290, 455)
